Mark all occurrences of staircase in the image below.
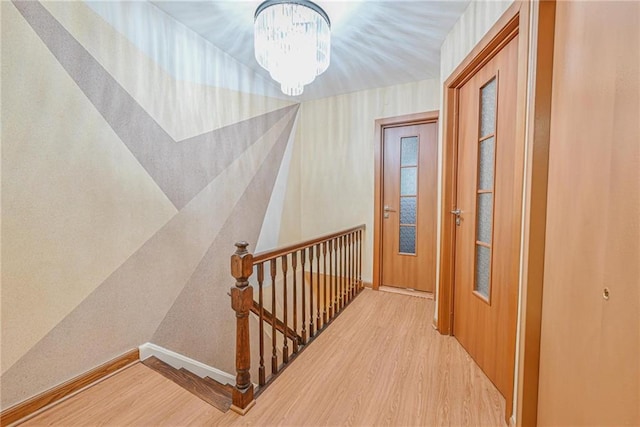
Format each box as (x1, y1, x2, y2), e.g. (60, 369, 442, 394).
(229, 224, 366, 414)
(142, 356, 232, 413)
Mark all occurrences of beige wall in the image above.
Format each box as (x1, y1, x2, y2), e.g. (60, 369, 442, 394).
(1, 0, 296, 408)
(280, 80, 441, 282)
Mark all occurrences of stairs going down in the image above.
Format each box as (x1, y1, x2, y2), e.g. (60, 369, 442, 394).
(141, 356, 232, 413)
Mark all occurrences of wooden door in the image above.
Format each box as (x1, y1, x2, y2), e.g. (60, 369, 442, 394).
(537, 2, 639, 425)
(381, 122, 437, 292)
(452, 33, 523, 400)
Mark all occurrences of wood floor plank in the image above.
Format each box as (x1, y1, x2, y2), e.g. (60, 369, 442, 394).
(22, 290, 505, 426)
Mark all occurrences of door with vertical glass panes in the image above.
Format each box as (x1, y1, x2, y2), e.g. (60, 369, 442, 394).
(452, 34, 523, 400)
(381, 122, 437, 292)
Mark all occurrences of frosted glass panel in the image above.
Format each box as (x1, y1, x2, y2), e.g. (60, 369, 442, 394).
(401, 137, 418, 166)
(399, 226, 416, 254)
(479, 137, 495, 190)
(401, 167, 417, 195)
(480, 77, 497, 137)
(400, 197, 417, 225)
(476, 193, 493, 243)
(475, 245, 491, 299)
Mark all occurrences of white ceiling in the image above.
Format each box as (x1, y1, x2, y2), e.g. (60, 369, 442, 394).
(151, 1, 471, 101)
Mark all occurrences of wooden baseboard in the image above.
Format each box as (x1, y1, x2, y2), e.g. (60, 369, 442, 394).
(0, 349, 139, 426)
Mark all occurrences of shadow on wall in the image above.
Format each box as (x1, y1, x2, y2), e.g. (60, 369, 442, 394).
(1, 0, 297, 409)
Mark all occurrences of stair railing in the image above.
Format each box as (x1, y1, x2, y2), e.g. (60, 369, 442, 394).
(229, 225, 365, 414)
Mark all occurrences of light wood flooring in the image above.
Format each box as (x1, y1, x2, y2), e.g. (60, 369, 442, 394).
(22, 289, 505, 426)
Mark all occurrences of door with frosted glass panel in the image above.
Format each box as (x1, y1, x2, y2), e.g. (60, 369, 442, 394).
(381, 123, 437, 292)
(452, 34, 523, 400)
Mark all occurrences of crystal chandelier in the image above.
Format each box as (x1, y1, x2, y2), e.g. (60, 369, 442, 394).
(254, 0, 331, 96)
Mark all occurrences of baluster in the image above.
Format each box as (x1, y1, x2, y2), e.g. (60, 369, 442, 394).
(333, 239, 340, 316)
(351, 232, 356, 299)
(347, 235, 351, 300)
(344, 234, 348, 305)
(339, 236, 344, 310)
(300, 249, 307, 343)
(355, 231, 360, 292)
(257, 263, 265, 386)
(323, 241, 328, 324)
(230, 242, 255, 414)
(359, 229, 363, 291)
(345, 235, 349, 307)
(292, 251, 299, 353)
(308, 245, 315, 337)
(270, 259, 277, 374)
(282, 255, 289, 364)
(350, 234, 354, 300)
(336, 237, 341, 312)
(316, 243, 321, 330)
(347, 233, 352, 301)
(329, 240, 334, 319)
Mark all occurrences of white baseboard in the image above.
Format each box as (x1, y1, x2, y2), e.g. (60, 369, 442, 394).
(139, 342, 235, 386)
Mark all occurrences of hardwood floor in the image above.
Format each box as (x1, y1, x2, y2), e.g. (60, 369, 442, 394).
(22, 290, 505, 426)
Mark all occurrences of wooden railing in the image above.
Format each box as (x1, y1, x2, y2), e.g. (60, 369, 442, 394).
(229, 225, 365, 414)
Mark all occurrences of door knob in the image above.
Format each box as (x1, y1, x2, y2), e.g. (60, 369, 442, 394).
(451, 209, 462, 226)
(384, 205, 396, 212)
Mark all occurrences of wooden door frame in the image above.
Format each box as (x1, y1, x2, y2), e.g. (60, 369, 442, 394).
(437, 1, 556, 425)
(372, 111, 439, 291)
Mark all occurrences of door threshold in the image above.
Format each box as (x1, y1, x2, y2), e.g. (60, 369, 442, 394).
(379, 286, 434, 300)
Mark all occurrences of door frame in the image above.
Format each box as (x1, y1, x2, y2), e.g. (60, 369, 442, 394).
(438, 2, 527, 335)
(372, 111, 439, 291)
(437, 1, 556, 425)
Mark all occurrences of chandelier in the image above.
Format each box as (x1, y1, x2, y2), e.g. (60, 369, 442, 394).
(254, 0, 331, 96)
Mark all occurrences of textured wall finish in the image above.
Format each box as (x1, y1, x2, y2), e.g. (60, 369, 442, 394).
(1, 0, 298, 408)
(256, 115, 299, 253)
(45, 1, 291, 141)
(1, 1, 176, 376)
(85, 1, 286, 100)
(12, 1, 296, 210)
(151, 112, 297, 373)
(440, 0, 514, 81)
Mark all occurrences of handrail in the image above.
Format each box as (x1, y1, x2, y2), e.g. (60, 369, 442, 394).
(253, 224, 366, 263)
(229, 224, 366, 415)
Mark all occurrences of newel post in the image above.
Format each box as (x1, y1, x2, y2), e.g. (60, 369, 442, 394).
(230, 241, 256, 414)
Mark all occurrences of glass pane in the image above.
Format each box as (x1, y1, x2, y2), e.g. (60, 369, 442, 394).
(476, 193, 493, 243)
(480, 77, 497, 137)
(399, 226, 416, 254)
(479, 136, 495, 190)
(400, 197, 417, 225)
(475, 245, 491, 299)
(400, 167, 417, 196)
(401, 136, 418, 166)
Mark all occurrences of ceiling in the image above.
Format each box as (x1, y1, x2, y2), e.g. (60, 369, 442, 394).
(151, 1, 471, 101)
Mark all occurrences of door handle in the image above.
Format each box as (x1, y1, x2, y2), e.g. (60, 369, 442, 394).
(384, 205, 396, 212)
(451, 209, 462, 226)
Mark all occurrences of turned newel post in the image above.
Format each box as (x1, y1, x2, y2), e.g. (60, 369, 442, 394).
(230, 241, 256, 414)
